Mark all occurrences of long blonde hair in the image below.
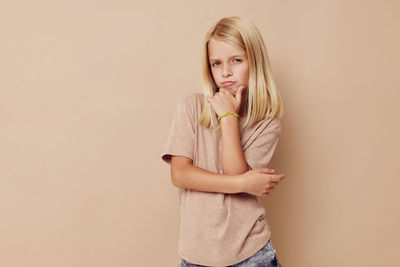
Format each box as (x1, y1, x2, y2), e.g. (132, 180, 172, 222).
(199, 16, 283, 130)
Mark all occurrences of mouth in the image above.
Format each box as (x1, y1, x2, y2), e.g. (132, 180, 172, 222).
(222, 81, 236, 86)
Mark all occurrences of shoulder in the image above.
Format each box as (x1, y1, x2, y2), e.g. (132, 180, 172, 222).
(266, 117, 282, 133)
(252, 116, 281, 135)
(180, 92, 203, 105)
(178, 92, 204, 110)
(175, 93, 203, 119)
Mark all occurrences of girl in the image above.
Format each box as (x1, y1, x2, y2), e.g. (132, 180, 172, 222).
(162, 16, 286, 267)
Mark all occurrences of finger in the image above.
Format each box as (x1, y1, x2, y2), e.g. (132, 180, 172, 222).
(235, 86, 244, 104)
(262, 169, 275, 174)
(271, 174, 286, 181)
(219, 88, 230, 96)
(258, 168, 273, 173)
(267, 187, 274, 192)
(262, 190, 270, 195)
(255, 169, 274, 174)
(270, 182, 278, 188)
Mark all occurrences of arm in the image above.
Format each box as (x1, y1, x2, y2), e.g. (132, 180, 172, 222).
(220, 115, 250, 175)
(170, 155, 244, 194)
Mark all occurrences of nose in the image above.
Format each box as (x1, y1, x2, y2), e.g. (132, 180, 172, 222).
(222, 64, 232, 77)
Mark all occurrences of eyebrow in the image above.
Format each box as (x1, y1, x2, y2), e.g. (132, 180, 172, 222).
(209, 54, 246, 61)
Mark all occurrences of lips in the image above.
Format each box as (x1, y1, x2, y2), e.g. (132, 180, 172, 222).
(222, 81, 236, 85)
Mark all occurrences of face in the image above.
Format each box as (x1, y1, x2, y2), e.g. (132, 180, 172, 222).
(208, 39, 249, 96)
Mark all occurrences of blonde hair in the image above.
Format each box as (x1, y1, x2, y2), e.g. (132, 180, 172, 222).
(199, 16, 283, 130)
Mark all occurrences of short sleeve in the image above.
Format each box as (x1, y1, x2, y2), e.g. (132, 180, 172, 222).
(243, 118, 282, 170)
(161, 94, 197, 165)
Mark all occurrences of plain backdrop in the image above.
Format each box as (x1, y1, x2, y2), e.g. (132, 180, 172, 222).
(1, 0, 399, 266)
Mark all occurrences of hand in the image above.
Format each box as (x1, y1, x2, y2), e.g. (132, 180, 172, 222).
(239, 168, 286, 197)
(205, 86, 245, 117)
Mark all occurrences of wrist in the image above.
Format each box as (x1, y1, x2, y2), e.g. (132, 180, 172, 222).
(220, 113, 239, 130)
(220, 114, 238, 122)
(218, 111, 239, 121)
(215, 111, 239, 130)
(234, 174, 246, 193)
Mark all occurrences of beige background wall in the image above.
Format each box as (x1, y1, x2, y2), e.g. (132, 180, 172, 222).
(1, 0, 399, 266)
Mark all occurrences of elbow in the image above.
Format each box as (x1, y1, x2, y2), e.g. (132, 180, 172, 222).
(222, 165, 250, 175)
(221, 158, 250, 175)
(223, 170, 247, 176)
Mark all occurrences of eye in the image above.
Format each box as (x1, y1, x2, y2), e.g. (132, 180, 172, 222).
(211, 61, 220, 67)
(234, 58, 242, 63)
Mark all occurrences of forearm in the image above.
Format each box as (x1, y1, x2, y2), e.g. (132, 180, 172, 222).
(221, 116, 249, 175)
(174, 163, 244, 194)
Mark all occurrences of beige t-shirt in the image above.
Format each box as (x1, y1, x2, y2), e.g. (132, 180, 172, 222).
(161, 93, 282, 266)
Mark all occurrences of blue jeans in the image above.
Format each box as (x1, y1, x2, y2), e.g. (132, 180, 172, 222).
(178, 239, 282, 267)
